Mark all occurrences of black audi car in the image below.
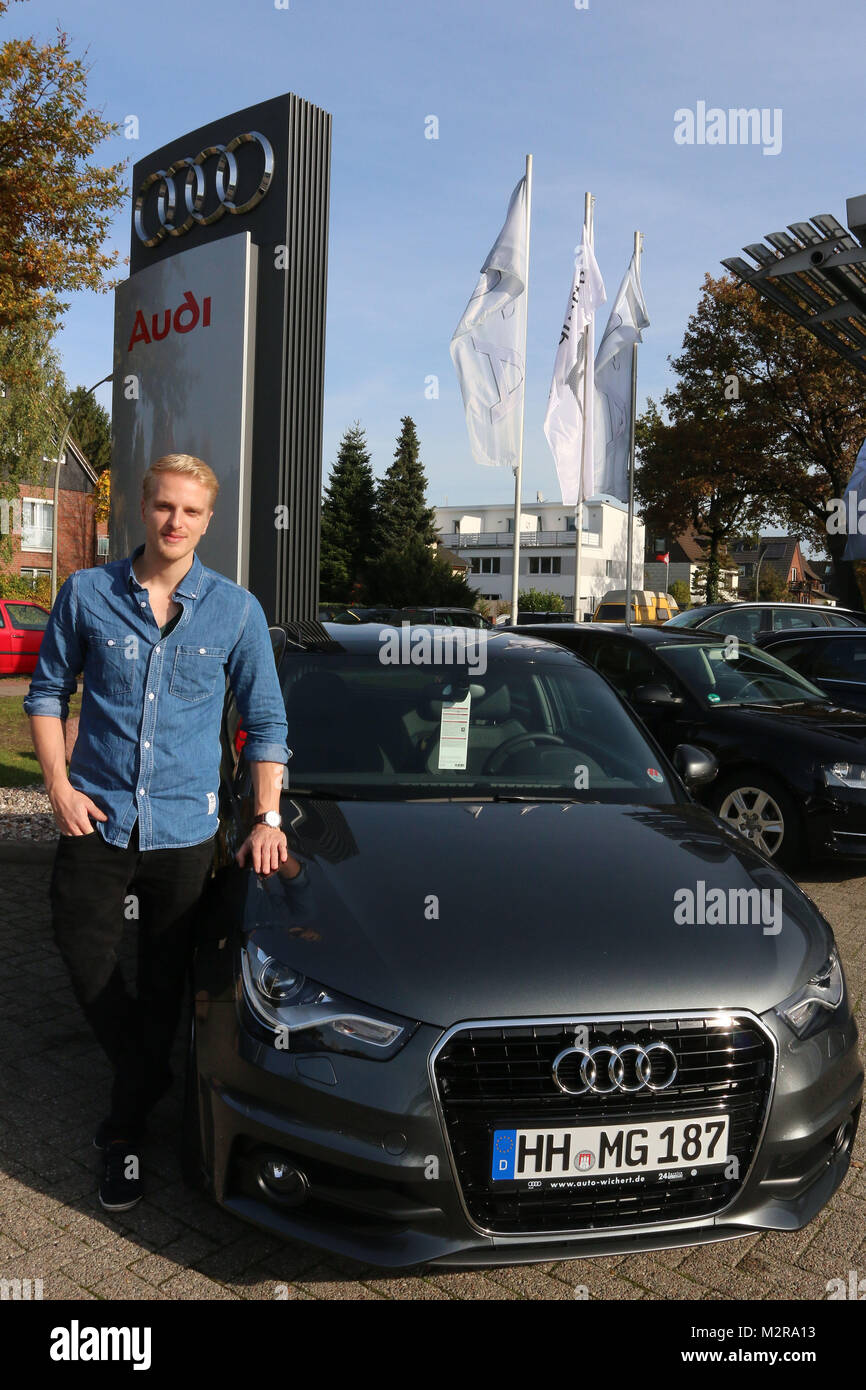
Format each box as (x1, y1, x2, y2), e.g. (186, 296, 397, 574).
(664, 602, 866, 641)
(511, 622, 866, 868)
(182, 623, 861, 1269)
(756, 628, 866, 713)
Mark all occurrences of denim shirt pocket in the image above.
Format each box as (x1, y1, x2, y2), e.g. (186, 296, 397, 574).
(169, 644, 227, 703)
(84, 629, 136, 692)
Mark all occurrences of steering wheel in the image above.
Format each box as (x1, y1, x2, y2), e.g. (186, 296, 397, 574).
(726, 678, 769, 701)
(483, 733, 566, 774)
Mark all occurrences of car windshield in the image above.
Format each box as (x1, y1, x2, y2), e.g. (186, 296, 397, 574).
(664, 608, 714, 627)
(278, 641, 678, 802)
(657, 641, 830, 707)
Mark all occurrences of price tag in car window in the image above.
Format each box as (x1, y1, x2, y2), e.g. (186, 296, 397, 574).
(437, 690, 472, 770)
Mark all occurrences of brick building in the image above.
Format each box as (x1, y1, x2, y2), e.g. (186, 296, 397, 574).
(0, 438, 107, 588)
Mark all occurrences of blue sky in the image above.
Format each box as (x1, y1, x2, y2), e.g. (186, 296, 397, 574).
(8, 0, 866, 507)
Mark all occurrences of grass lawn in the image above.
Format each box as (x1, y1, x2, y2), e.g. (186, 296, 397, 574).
(0, 688, 82, 787)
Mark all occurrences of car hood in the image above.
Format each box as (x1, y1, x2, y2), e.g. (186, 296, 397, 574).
(241, 798, 833, 1028)
(705, 702, 866, 752)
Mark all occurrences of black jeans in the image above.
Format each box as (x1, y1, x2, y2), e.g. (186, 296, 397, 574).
(49, 819, 215, 1140)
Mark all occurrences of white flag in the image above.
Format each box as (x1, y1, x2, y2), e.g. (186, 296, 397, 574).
(842, 438, 866, 561)
(450, 177, 528, 468)
(593, 252, 650, 502)
(543, 235, 606, 506)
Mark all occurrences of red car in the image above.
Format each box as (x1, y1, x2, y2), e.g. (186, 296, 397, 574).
(0, 597, 51, 675)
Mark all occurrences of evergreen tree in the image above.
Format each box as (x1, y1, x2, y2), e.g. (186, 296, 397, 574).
(319, 422, 376, 602)
(373, 416, 437, 551)
(365, 534, 477, 607)
(64, 385, 111, 471)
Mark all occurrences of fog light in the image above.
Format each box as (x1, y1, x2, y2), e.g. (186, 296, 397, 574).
(258, 1156, 309, 1206)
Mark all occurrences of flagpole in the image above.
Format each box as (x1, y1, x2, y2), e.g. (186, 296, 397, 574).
(573, 191, 594, 623)
(509, 152, 532, 625)
(624, 229, 643, 629)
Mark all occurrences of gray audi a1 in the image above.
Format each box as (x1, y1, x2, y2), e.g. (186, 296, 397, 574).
(183, 624, 862, 1268)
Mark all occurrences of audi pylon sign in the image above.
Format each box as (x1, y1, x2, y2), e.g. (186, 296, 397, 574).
(109, 92, 331, 623)
(111, 235, 256, 582)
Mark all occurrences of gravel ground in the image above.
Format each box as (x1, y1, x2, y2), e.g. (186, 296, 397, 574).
(0, 784, 58, 841)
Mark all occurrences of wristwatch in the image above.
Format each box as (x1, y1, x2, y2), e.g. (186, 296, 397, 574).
(253, 811, 282, 829)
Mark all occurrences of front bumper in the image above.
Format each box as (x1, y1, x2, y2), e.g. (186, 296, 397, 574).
(192, 988, 862, 1270)
(803, 785, 866, 858)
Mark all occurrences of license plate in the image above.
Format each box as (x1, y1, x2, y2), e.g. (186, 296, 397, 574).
(491, 1116, 729, 1182)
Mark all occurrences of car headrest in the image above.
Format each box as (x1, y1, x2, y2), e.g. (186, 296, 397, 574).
(417, 681, 510, 722)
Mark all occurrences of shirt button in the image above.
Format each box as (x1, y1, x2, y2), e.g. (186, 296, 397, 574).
(148, 692, 155, 700)
(140, 601, 146, 608)
(155, 645, 160, 654)
(199, 647, 206, 654)
(144, 741, 150, 749)
(107, 639, 115, 647)
(139, 788, 146, 796)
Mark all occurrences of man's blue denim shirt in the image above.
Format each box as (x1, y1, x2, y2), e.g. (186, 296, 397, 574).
(23, 544, 289, 849)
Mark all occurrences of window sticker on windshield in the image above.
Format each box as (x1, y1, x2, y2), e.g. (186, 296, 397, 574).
(647, 767, 664, 783)
(708, 692, 721, 702)
(437, 690, 472, 770)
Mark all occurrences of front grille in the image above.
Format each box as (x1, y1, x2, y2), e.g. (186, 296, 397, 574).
(432, 1014, 775, 1236)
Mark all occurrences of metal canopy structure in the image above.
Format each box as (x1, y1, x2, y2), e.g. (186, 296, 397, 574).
(722, 195, 866, 373)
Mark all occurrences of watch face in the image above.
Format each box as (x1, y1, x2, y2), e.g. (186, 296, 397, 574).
(264, 811, 281, 828)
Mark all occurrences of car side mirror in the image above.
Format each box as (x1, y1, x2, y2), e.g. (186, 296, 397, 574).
(673, 743, 718, 788)
(632, 682, 684, 707)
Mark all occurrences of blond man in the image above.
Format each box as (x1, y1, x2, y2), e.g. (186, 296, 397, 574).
(24, 454, 298, 1210)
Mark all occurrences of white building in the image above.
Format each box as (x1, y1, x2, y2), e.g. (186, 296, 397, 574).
(435, 498, 645, 618)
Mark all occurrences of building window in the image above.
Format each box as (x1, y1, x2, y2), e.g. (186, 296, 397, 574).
(470, 556, 500, 575)
(528, 556, 561, 575)
(565, 516, 576, 531)
(19, 566, 50, 587)
(21, 498, 53, 552)
(605, 559, 613, 578)
(97, 536, 109, 557)
(791, 567, 797, 582)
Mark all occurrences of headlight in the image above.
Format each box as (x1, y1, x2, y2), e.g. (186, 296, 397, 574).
(774, 949, 845, 1039)
(822, 761, 866, 789)
(241, 939, 415, 1060)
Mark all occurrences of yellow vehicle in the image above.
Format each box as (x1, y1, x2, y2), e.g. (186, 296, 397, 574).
(592, 589, 680, 625)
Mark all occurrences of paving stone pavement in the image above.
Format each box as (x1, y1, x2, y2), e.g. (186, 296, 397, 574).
(0, 846, 863, 1302)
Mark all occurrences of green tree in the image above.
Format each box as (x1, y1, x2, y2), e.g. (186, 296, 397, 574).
(374, 416, 437, 551)
(319, 422, 376, 603)
(669, 578, 691, 610)
(0, 318, 66, 565)
(636, 398, 773, 604)
(0, 0, 127, 330)
(63, 385, 110, 471)
(366, 536, 477, 608)
(517, 588, 565, 612)
(646, 274, 866, 608)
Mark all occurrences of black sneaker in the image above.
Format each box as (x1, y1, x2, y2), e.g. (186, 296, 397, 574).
(98, 1140, 144, 1212)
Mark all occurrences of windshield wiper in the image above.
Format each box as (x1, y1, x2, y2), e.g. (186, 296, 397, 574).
(488, 793, 592, 803)
(736, 699, 824, 711)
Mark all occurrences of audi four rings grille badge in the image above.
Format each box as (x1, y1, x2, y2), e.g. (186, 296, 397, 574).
(552, 1040, 679, 1095)
(134, 131, 275, 247)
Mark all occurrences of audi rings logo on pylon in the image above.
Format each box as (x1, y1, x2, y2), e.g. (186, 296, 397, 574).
(134, 131, 275, 248)
(552, 1041, 678, 1095)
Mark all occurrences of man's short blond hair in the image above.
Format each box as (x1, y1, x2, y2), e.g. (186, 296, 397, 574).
(142, 454, 219, 508)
